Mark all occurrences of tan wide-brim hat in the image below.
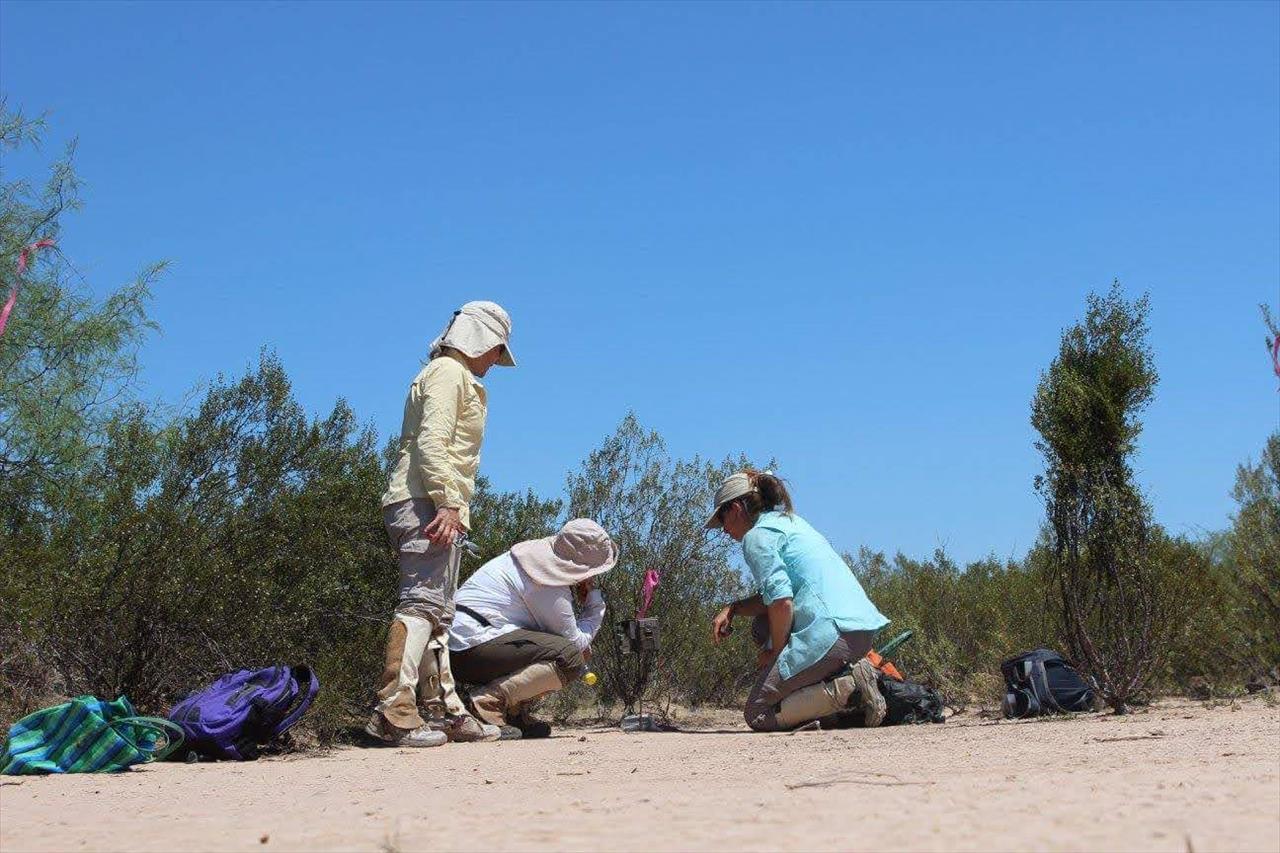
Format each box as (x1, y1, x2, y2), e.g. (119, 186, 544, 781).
(511, 518, 618, 587)
(704, 472, 754, 529)
(429, 300, 517, 367)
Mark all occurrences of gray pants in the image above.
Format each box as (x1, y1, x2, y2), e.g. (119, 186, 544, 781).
(452, 629, 587, 686)
(384, 497, 460, 628)
(744, 614, 876, 731)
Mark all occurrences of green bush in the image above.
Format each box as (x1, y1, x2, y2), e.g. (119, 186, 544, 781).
(565, 414, 757, 713)
(851, 546, 1056, 706)
(1032, 284, 1163, 713)
(2, 355, 395, 740)
(1224, 432, 1280, 674)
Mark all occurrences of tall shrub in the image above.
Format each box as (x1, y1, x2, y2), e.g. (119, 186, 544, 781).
(565, 415, 755, 712)
(1031, 283, 1161, 713)
(0, 103, 163, 722)
(1225, 433, 1280, 674)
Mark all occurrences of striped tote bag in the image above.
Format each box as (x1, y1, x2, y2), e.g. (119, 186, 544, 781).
(2, 696, 183, 774)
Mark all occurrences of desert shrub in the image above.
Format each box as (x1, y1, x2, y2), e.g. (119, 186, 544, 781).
(1219, 433, 1280, 679)
(1032, 283, 1165, 713)
(0, 104, 165, 727)
(852, 546, 1056, 705)
(463, 477, 563, 579)
(1146, 530, 1254, 693)
(1161, 312, 1280, 691)
(850, 523, 1276, 706)
(1, 355, 396, 739)
(564, 414, 757, 713)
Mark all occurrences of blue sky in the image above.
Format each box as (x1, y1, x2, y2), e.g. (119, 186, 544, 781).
(2, 1, 1277, 564)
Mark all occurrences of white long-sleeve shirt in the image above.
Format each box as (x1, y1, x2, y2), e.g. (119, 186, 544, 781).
(448, 551, 606, 653)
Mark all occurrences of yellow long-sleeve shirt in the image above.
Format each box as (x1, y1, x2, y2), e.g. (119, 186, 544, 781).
(380, 352, 487, 529)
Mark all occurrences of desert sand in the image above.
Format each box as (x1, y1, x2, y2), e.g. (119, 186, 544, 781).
(1, 698, 1277, 853)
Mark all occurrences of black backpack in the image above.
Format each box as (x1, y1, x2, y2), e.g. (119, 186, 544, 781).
(1001, 649, 1095, 718)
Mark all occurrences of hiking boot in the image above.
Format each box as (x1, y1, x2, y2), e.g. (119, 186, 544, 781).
(469, 663, 564, 729)
(364, 715, 447, 748)
(497, 725, 524, 741)
(510, 708, 552, 739)
(848, 659, 887, 727)
(427, 714, 500, 743)
(470, 690, 507, 728)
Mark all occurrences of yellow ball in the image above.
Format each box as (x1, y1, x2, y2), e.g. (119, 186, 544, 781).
(583, 672, 598, 686)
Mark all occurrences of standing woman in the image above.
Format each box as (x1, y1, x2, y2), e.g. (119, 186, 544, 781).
(708, 470, 890, 731)
(367, 301, 516, 748)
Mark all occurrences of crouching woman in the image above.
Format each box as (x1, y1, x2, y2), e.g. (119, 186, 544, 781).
(708, 471, 890, 732)
(449, 519, 616, 739)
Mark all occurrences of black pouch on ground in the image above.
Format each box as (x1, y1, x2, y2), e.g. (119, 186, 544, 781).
(821, 675, 946, 728)
(879, 675, 946, 724)
(1000, 648, 1095, 719)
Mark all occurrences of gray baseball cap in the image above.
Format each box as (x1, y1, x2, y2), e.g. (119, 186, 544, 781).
(704, 472, 754, 529)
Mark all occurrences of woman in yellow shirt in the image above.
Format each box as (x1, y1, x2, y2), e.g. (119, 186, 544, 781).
(366, 301, 516, 748)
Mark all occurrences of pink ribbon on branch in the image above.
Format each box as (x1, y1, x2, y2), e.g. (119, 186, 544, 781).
(0, 238, 56, 338)
(636, 568, 661, 619)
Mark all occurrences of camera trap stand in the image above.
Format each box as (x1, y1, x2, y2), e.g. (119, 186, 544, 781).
(617, 618, 671, 733)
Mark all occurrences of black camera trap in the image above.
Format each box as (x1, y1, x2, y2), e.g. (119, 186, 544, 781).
(618, 617, 661, 653)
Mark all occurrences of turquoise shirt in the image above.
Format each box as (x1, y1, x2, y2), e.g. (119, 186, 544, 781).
(743, 511, 889, 681)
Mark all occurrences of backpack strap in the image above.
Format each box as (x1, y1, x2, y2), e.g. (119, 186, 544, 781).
(456, 603, 493, 628)
(1028, 660, 1064, 713)
(267, 665, 320, 739)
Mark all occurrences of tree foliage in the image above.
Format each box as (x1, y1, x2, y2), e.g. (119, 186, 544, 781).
(1225, 432, 1280, 670)
(565, 414, 756, 712)
(464, 476, 563, 579)
(1, 102, 165, 722)
(851, 546, 1055, 706)
(1031, 283, 1163, 712)
(0, 103, 163, 526)
(1, 354, 396, 737)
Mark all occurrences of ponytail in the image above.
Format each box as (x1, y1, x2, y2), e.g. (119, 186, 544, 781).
(741, 469, 794, 517)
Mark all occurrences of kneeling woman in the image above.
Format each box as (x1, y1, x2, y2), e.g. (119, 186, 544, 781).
(450, 519, 616, 739)
(708, 471, 890, 731)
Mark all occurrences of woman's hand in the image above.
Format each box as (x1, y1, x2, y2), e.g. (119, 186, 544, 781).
(711, 605, 734, 644)
(574, 576, 596, 600)
(423, 507, 464, 547)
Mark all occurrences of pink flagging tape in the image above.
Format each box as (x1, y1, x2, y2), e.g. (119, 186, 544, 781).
(637, 568, 661, 619)
(0, 238, 55, 338)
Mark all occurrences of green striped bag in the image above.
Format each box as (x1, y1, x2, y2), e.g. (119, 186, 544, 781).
(2, 696, 183, 775)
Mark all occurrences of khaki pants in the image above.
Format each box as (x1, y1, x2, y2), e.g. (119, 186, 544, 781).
(372, 498, 468, 730)
(743, 613, 876, 732)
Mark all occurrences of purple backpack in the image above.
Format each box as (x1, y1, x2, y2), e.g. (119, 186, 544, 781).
(168, 664, 319, 760)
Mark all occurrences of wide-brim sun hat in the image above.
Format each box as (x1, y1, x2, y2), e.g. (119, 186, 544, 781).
(704, 472, 756, 529)
(429, 300, 517, 367)
(511, 518, 618, 586)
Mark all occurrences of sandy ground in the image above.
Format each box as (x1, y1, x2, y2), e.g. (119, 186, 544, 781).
(1, 698, 1278, 853)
